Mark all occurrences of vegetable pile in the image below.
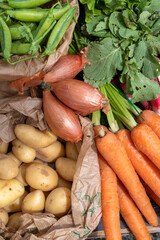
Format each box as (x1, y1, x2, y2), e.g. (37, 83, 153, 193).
(71, 0, 160, 104)
(95, 109, 160, 240)
(0, 123, 79, 228)
(0, 0, 76, 64)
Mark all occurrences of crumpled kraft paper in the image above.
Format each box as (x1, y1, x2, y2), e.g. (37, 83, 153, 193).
(0, 98, 101, 240)
(0, 0, 79, 82)
(0, 96, 47, 143)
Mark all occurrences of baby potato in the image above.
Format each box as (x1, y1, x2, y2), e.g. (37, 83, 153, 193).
(14, 124, 57, 148)
(36, 141, 65, 162)
(12, 139, 36, 163)
(7, 212, 22, 230)
(45, 187, 71, 218)
(4, 191, 28, 213)
(55, 157, 76, 181)
(57, 174, 72, 189)
(0, 179, 24, 208)
(22, 190, 45, 214)
(0, 209, 8, 225)
(25, 162, 58, 191)
(0, 142, 9, 154)
(16, 163, 28, 186)
(7, 152, 22, 166)
(65, 142, 78, 161)
(0, 154, 19, 180)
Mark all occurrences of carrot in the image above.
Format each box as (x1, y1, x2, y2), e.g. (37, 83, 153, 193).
(95, 128, 158, 226)
(117, 180, 151, 240)
(141, 179, 160, 208)
(131, 123, 160, 170)
(98, 153, 122, 240)
(137, 110, 160, 138)
(116, 129, 160, 199)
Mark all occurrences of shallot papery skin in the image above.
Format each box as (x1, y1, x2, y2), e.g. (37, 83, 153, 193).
(43, 89, 83, 143)
(51, 79, 109, 116)
(43, 47, 90, 83)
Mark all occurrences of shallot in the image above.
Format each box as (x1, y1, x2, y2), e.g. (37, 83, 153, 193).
(43, 89, 83, 143)
(43, 47, 90, 83)
(51, 79, 109, 116)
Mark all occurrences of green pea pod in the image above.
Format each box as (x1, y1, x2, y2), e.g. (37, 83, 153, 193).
(0, 3, 12, 10)
(41, 6, 77, 57)
(11, 41, 31, 55)
(9, 22, 37, 40)
(5, 3, 71, 22)
(8, 0, 53, 9)
(0, 16, 11, 62)
(29, 20, 56, 55)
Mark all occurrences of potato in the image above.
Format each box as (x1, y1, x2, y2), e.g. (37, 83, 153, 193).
(16, 163, 28, 186)
(22, 190, 45, 214)
(55, 157, 76, 181)
(25, 162, 58, 191)
(0, 209, 8, 225)
(0, 179, 24, 208)
(0, 142, 9, 154)
(45, 187, 71, 217)
(36, 141, 65, 162)
(0, 154, 19, 180)
(7, 212, 22, 230)
(12, 139, 36, 163)
(57, 174, 72, 189)
(65, 142, 78, 161)
(4, 191, 28, 213)
(7, 152, 22, 166)
(14, 124, 57, 148)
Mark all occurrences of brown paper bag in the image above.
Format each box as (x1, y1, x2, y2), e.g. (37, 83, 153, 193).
(0, 0, 79, 82)
(0, 96, 101, 240)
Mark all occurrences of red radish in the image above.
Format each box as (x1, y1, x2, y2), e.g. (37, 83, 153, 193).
(44, 47, 90, 83)
(150, 76, 160, 115)
(51, 79, 109, 116)
(43, 89, 83, 143)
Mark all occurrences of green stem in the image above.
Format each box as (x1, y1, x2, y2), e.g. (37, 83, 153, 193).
(99, 85, 120, 133)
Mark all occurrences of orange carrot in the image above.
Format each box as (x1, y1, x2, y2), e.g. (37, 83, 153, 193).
(117, 180, 151, 240)
(141, 179, 160, 208)
(137, 110, 160, 138)
(116, 129, 160, 199)
(131, 123, 160, 170)
(95, 128, 158, 226)
(98, 153, 122, 240)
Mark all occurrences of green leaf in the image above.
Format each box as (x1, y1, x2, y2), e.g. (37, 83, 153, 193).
(143, 0, 160, 13)
(134, 40, 160, 79)
(122, 9, 137, 30)
(86, 14, 108, 34)
(109, 11, 125, 37)
(83, 38, 123, 87)
(147, 35, 160, 56)
(121, 59, 160, 103)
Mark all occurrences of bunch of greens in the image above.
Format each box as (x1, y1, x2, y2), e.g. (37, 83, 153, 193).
(91, 83, 142, 132)
(70, 0, 160, 103)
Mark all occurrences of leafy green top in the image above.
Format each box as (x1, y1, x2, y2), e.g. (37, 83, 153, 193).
(74, 0, 160, 103)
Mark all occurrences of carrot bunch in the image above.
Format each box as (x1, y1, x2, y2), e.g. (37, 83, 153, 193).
(94, 110, 160, 240)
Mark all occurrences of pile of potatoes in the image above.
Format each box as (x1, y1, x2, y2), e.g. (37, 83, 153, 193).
(0, 124, 79, 230)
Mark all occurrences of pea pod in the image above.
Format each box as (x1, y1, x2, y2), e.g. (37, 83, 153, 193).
(11, 41, 31, 55)
(9, 22, 37, 40)
(8, 0, 53, 9)
(0, 16, 11, 62)
(28, 5, 56, 55)
(41, 6, 77, 57)
(5, 3, 71, 22)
